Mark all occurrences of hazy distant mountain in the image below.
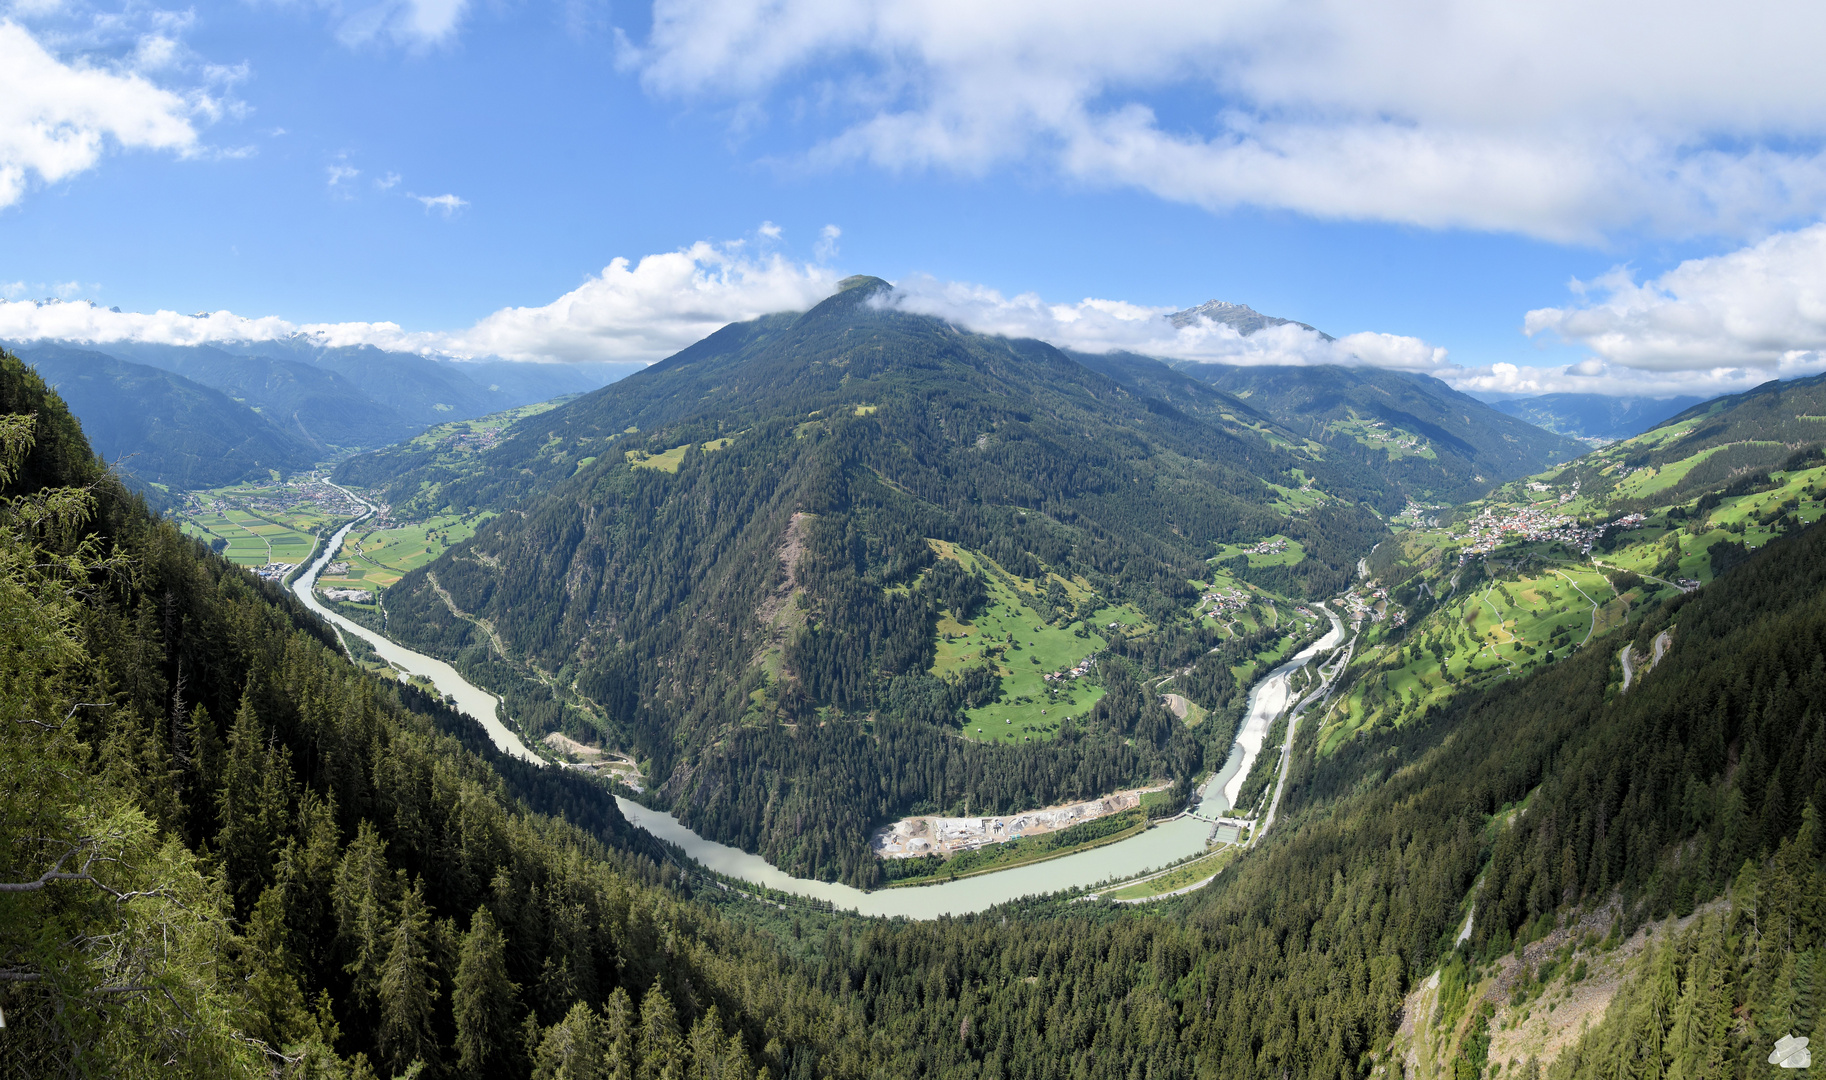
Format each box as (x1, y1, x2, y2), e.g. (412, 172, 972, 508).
(14, 343, 316, 487)
(1167, 299, 1333, 340)
(93, 341, 419, 451)
(2, 337, 636, 481)
(1488, 392, 1707, 441)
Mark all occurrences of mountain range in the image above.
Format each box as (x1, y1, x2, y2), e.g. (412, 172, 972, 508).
(3, 303, 1822, 1078)
(1488, 391, 1708, 441)
(5, 338, 637, 488)
(331, 278, 1581, 884)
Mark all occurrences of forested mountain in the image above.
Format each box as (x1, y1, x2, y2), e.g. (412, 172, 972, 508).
(1169, 362, 1585, 505)
(1489, 391, 1707, 441)
(13, 343, 318, 487)
(0, 351, 847, 1077)
(345, 277, 1389, 883)
(6, 344, 1821, 1080)
(5, 336, 631, 470)
(89, 342, 423, 450)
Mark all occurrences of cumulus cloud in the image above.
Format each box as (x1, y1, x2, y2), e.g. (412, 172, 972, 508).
(0, 20, 198, 207)
(631, 0, 1826, 242)
(1526, 224, 1826, 373)
(0, 242, 843, 363)
(4, 231, 1799, 398)
(453, 243, 840, 361)
(883, 276, 1451, 372)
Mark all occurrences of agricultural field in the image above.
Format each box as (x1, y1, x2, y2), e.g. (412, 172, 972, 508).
(1314, 434, 1826, 756)
(927, 542, 1145, 745)
(1316, 565, 1627, 753)
(1211, 535, 1306, 568)
(175, 476, 364, 569)
(1328, 415, 1437, 460)
(317, 512, 495, 593)
(624, 436, 733, 473)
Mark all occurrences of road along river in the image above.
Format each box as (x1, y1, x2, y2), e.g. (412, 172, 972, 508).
(294, 502, 1346, 918)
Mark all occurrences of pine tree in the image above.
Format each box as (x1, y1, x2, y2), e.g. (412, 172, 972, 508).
(217, 690, 289, 906)
(603, 987, 637, 1080)
(638, 980, 684, 1080)
(376, 877, 441, 1074)
(532, 1001, 607, 1080)
(454, 905, 521, 1077)
(332, 822, 397, 1010)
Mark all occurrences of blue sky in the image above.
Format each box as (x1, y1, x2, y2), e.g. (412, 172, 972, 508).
(5, 0, 1826, 398)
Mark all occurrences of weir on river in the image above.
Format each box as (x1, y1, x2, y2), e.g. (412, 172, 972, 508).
(294, 498, 1346, 918)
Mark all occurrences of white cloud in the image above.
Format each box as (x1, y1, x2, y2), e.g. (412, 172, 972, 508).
(882, 275, 1452, 373)
(327, 163, 360, 186)
(758, 220, 783, 239)
(0, 242, 841, 364)
(632, 0, 1826, 242)
(1526, 224, 1826, 378)
(375, 171, 401, 190)
(413, 192, 467, 215)
(452, 243, 839, 361)
(5, 233, 1806, 398)
(0, 20, 198, 207)
(815, 223, 841, 261)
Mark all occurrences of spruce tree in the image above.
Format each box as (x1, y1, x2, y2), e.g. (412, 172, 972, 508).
(638, 979, 684, 1080)
(532, 1001, 607, 1080)
(376, 877, 441, 1074)
(603, 987, 637, 1080)
(454, 905, 520, 1077)
(332, 822, 396, 1011)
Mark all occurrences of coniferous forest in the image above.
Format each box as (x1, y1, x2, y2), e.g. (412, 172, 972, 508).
(5, 304, 1824, 1080)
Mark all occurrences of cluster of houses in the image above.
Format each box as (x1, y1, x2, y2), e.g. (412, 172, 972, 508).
(322, 587, 375, 603)
(1342, 584, 1395, 625)
(1242, 538, 1288, 556)
(1044, 654, 1099, 683)
(1198, 586, 1253, 619)
(1357, 422, 1422, 452)
(1452, 504, 1645, 559)
(870, 791, 1145, 859)
(255, 562, 296, 582)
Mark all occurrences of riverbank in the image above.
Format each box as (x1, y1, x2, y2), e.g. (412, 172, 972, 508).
(290, 511, 1350, 917)
(880, 810, 1151, 887)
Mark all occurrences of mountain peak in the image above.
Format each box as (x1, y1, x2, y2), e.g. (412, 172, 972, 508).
(837, 274, 891, 294)
(1168, 299, 1333, 341)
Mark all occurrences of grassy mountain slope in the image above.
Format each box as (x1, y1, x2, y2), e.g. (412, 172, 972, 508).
(356, 278, 1382, 882)
(1309, 368, 1826, 756)
(1073, 349, 1497, 514)
(1172, 362, 1586, 505)
(14, 343, 317, 487)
